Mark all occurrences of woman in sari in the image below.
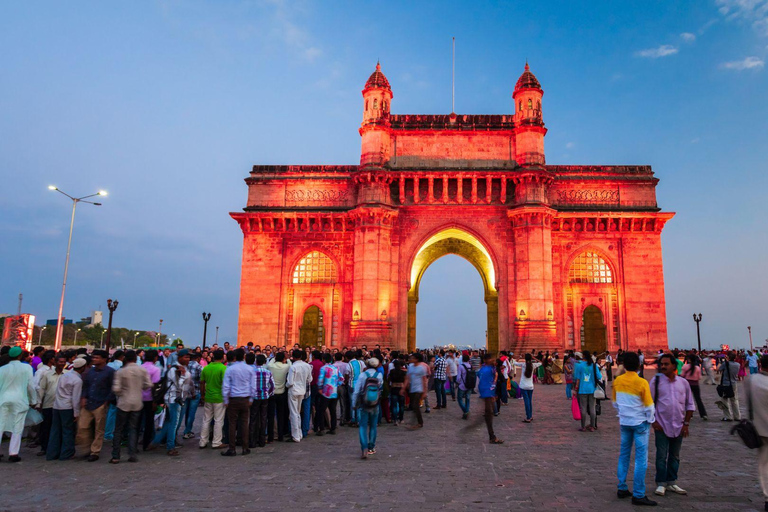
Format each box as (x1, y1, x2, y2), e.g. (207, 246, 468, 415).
(550, 354, 564, 384)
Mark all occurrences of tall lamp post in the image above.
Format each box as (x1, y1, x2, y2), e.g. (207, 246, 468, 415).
(49, 186, 107, 351)
(215, 326, 219, 345)
(134, 332, 140, 346)
(202, 312, 211, 350)
(693, 313, 703, 352)
(748, 326, 753, 351)
(38, 326, 47, 345)
(100, 330, 106, 347)
(74, 328, 81, 345)
(104, 299, 119, 352)
(157, 319, 164, 347)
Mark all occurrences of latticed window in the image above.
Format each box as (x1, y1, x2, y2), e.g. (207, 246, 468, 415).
(569, 251, 613, 284)
(292, 251, 337, 284)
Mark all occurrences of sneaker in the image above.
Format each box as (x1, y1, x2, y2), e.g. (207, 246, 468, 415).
(220, 449, 237, 457)
(631, 496, 658, 506)
(8, 455, 21, 463)
(666, 485, 687, 495)
(166, 449, 180, 456)
(242, 449, 251, 456)
(87, 454, 99, 462)
(617, 489, 632, 499)
(654, 485, 666, 496)
(424, 408, 431, 413)
(182, 433, 195, 440)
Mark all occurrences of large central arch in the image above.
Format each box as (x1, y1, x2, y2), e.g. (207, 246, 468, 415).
(407, 228, 499, 353)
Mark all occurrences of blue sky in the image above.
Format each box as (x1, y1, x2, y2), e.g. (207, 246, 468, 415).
(1, 1, 766, 349)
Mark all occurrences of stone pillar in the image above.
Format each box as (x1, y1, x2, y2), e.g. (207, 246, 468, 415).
(509, 170, 558, 352)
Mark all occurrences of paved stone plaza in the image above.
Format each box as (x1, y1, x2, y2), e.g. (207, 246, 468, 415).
(0, 371, 762, 511)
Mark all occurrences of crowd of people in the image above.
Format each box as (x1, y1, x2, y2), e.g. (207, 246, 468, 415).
(0, 341, 766, 508)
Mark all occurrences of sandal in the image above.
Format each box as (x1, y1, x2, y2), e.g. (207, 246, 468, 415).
(109, 459, 120, 464)
(490, 438, 504, 444)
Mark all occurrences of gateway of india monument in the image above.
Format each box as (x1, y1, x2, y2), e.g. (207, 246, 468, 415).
(231, 62, 674, 355)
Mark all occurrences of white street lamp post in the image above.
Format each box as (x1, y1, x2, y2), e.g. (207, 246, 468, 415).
(134, 332, 140, 346)
(49, 186, 107, 351)
(38, 326, 47, 345)
(100, 330, 106, 348)
(74, 328, 81, 345)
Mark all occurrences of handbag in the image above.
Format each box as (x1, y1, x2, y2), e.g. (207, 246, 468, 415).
(593, 364, 606, 400)
(25, 408, 44, 427)
(571, 395, 581, 420)
(716, 360, 735, 398)
(730, 378, 763, 449)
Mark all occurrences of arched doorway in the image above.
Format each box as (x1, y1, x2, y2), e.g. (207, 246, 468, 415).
(299, 305, 325, 347)
(580, 305, 606, 354)
(408, 228, 498, 354)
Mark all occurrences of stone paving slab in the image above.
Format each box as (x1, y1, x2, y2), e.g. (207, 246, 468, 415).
(0, 371, 762, 511)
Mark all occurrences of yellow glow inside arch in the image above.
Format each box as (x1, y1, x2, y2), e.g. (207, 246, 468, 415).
(410, 228, 496, 292)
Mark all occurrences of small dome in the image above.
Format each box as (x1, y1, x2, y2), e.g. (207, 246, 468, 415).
(365, 62, 391, 90)
(515, 62, 541, 91)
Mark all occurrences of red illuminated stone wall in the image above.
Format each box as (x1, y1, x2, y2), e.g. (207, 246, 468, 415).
(231, 63, 674, 354)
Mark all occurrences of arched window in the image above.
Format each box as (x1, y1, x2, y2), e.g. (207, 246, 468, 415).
(365, 100, 368, 111)
(568, 251, 613, 284)
(373, 99, 378, 109)
(536, 100, 541, 111)
(519, 101, 523, 112)
(292, 251, 337, 284)
(527, 99, 533, 109)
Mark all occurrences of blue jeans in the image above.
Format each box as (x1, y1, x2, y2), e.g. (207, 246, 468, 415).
(457, 388, 471, 414)
(751, 367, 759, 375)
(47, 409, 76, 460)
(389, 394, 405, 422)
(617, 422, 650, 498)
(434, 379, 447, 408)
(301, 395, 311, 438)
(565, 382, 573, 399)
(103, 404, 117, 440)
(181, 394, 201, 435)
(654, 430, 683, 485)
(521, 389, 533, 419)
(358, 408, 379, 452)
(153, 402, 182, 451)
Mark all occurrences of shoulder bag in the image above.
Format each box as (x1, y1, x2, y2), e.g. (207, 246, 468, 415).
(717, 361, 735, 399)
(593, 363, 606, 400)
(730, 377, 763, 449)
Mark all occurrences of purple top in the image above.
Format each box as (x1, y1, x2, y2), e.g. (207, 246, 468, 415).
(650, 373, 695, 438)
(142, 361, 161, 401)
(31, 356, 42, 372)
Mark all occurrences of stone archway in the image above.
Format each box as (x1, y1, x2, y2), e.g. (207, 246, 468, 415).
(580, 305, 606, 354)
(408, 228, 499, 354)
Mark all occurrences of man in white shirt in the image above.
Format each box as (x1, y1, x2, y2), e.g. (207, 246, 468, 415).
(286, 349, 312, 442)
(446, 351, 458, 401)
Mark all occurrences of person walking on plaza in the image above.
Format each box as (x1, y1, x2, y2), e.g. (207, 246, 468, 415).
(456, 354, 474, 419)
(199, 349, 226, 449)
(432, 350, 448, 410)
(47, 357, 86, 461)
(715, 351, 742, 422)
(315, 353, 340, 435)
(478, 353, 503, 444)
(446, 350, 458, 401)
(612, 351, 657, 506)
(152, 349, 192, 456)
(286, 349, 312, 443)
(387, 359, 406, 425)
(747, 350, 760, 375)
(103, 350, 124, 443)
(140, 350, 162, 451)
(403, 353, 428, 430)
(180, 352, 203, 440)
(76, 350, 115, 462)
(681, 354, 708, 421)
(221, 348, 255, 456)
(650, 353, 695, 497)
(109, 350, 152, 464)
(0, 346, 37, 462)
(515, 353, 542, 423)
(248, 354, 274, 448)
(267, 351, 291, 442)
(36, 354, 67, 456)
(575, 350, 601, 432)
(353, 357, 383, 459)
(333, 352, 351, 426)
(745, 354, 768, 511)
(702, 352, 716, 385)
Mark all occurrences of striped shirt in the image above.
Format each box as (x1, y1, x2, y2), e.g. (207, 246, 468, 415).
(252, 365, 275, 400)
(611, 371, 655, 426)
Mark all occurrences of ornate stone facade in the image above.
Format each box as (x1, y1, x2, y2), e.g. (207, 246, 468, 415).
(231, 62, 674, 354)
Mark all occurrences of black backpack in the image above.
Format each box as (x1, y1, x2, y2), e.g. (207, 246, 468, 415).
(464, 364, 477, 390)
(152, 376, 168, 405)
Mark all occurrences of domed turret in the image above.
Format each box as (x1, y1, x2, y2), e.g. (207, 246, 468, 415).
(513, 62, 546, 166)
(360, 62, 393, 167)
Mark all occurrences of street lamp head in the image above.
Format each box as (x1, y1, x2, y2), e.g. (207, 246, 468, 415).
(48, 185, 58, 190)
(98, 190, 108, 196)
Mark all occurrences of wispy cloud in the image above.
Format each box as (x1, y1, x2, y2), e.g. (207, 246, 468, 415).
(635, 45, 679, 58)
(720, 56, 765, 70)
(680, 32, 697, 43)
(565, 142, 576, 149)
(716, 0, 768, 36)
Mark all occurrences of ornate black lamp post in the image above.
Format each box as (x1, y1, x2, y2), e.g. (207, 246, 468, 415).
(105, 298, 119, 352)
(202, 312, 212, 350)
(693, 313, 702, 353)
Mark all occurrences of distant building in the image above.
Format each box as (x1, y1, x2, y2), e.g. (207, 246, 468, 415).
(88, 310, 103, 328)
